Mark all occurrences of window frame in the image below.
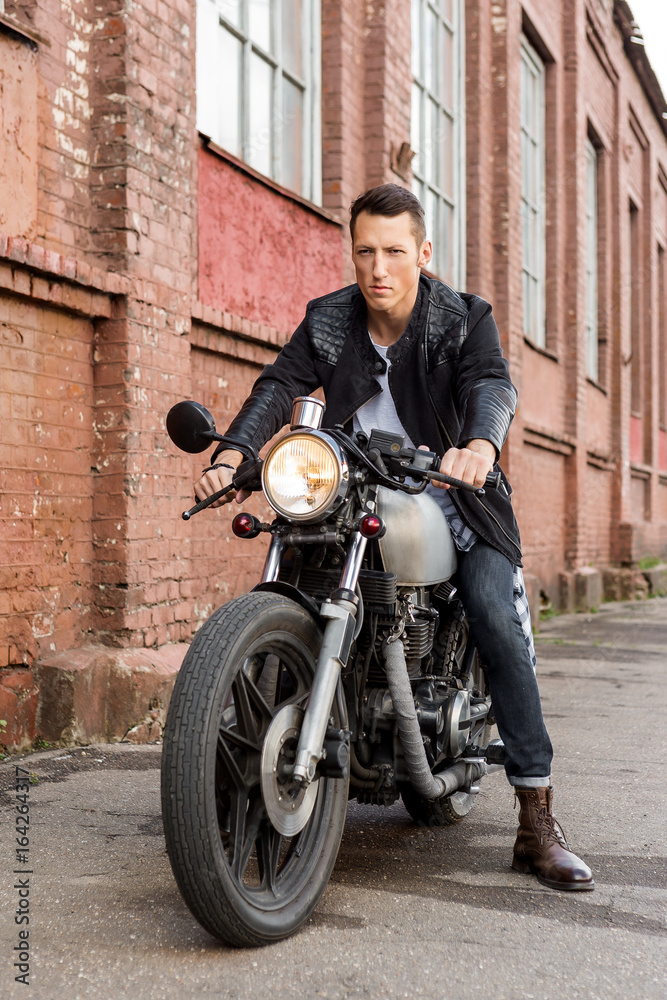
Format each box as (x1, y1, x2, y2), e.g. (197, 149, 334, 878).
(585, 136, 600, 382)
(659, 241, 666, 432)
(520, 34, 547, 348)
(410, 0, 466, 289)
(196, 0, 321, 204)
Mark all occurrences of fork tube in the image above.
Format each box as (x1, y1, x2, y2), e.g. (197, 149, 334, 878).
(338, 531, 367, 592)
(291, 532, 367, 786)
(260, 534, 284, 583)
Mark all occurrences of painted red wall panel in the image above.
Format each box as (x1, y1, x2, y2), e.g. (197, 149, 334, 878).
(198, 148, 345, 333)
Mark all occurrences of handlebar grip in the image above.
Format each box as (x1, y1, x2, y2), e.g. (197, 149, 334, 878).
(484, 471, 501, 490)
(182, 482, 234, 520)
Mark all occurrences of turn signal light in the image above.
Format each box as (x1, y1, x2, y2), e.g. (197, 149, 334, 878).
(232, 513, 262, 539)
(359, 514, 386, 538)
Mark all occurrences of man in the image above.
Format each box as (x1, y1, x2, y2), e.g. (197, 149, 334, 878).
(195, 183, 594, 892)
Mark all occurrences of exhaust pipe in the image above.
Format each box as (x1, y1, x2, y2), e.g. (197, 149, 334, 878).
(383, 637, 491, 801)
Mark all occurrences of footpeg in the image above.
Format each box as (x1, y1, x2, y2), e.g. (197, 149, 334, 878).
(461, 741, 507, 766)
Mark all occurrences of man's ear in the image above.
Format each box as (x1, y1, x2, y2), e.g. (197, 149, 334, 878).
(418, 240, 433, 269)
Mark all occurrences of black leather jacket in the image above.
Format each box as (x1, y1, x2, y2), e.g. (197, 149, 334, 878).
(222, 275, 523, 564)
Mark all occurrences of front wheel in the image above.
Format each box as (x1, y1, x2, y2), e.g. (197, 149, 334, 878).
(161, 593, 349, 947)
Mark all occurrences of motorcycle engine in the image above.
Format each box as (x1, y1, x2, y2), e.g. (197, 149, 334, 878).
(362, 680, 470, 762)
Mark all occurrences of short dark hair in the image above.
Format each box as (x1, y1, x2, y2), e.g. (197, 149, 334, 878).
(349, 183, 426, 247)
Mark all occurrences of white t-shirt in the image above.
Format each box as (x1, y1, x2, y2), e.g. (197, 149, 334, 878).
(351, 337, 476, 546)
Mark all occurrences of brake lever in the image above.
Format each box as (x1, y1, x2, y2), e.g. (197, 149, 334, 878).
(398, 465, 501, 497)
(181, 460, 263, 520)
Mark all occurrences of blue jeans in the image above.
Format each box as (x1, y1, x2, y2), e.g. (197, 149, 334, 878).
(455, 540, 553, 787)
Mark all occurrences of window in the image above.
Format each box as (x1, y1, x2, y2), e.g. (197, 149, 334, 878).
(629, 201, 641, 414)
(196, 0, 321, 203)
(659, 243, 666, 429)
(520, 35, 546, 347)
(585, 138, 599, 381)
(411, 0, 465, 287)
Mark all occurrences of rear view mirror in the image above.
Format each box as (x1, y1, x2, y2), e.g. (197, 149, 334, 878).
(166, 400, 220, 454)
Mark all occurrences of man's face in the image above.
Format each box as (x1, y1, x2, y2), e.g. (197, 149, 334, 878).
(351, 211, 432, 314)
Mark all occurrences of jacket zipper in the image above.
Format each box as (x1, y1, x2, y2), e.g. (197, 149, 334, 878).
(426, 384, 456, 451)
(474, 494, 522, 557)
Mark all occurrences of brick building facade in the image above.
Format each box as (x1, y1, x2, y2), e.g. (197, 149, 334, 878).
(1, 0, 666, 749)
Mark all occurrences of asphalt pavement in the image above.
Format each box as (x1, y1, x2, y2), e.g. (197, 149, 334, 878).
(1, 597, 666, 1000)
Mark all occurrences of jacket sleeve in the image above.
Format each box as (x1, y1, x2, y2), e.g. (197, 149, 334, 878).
(216, 315, 321, 456)
(455, 296, 517, 458)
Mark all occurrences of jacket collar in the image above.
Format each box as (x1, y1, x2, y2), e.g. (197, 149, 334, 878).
(349, 275, 431, 373)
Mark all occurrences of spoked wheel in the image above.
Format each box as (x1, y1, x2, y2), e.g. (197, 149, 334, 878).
(161, 593, 348, 947)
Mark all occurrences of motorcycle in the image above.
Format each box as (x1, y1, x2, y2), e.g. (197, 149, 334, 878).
(162, 395, 506, 947)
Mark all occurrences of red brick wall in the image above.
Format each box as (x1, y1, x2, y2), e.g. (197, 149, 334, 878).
(7, 0, 96, 257)
(188, 339, 276, 609)
(0, 294, 94, 665)
(321, 0, 367, 220)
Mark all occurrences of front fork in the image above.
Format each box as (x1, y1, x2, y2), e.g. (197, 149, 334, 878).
(292, 532, 367, 785)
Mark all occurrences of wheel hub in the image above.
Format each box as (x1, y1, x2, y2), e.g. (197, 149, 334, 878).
(260, 704, 318, 836)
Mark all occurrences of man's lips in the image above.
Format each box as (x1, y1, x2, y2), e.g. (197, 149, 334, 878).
(370, 285, 391, 292)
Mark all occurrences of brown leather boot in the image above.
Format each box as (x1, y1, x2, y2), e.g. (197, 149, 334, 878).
(511, 786, 594, 891)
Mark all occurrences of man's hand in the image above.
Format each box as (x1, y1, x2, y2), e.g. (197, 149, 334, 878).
(432, 439, 495, 489)
(193, 450, 250, 509)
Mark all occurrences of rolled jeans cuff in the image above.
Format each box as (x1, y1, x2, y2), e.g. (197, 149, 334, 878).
(508, 775, 551, 788)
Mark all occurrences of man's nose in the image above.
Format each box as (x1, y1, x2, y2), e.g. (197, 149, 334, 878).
(372, 252, 388, 277)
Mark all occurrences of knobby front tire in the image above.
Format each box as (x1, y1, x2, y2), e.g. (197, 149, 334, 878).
(161, 592, 349, 947)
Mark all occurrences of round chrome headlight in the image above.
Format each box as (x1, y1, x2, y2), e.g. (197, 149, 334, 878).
(261, 431, 349, 522)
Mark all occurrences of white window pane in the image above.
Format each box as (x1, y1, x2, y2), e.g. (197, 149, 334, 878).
(429, 98, 439, 185)
(282, 0, 302, 76)
(218, 25, 242, 155)
(423, 92, 433, 183)
(248, 53, 273, 176)
(586, 139, 598, 379)
(411, 0, 421, 78)
(521, 131, 528, 199)
(250, 0, 271, 50)
(521, 36, 545, 344)
(411, 84, 422, 177)
(411, 0, 463, 286)
(217, 0, 241, 28)
(282, 77, 303, 192)
(425, 5, 436, 92)
(442, 22, 453, 108)
(439, 112, 453, 196)
(412, 176, 424, 208)
(440, 201, 453, 283)
(426, 187, 438, 263)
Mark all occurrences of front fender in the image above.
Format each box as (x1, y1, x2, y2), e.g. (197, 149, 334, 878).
(251, 581, 321, 625)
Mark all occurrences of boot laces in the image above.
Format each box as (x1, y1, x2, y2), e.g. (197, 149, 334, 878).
(534, 804, 569, 848)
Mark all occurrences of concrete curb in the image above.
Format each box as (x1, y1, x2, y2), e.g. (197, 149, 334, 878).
(1, 644, 187, 753)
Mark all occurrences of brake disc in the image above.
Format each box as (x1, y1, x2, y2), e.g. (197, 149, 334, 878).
(260, 704, 318, 836)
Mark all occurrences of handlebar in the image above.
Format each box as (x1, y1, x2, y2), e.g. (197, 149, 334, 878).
(181, 458, 262, 520)
(399, 464, 501, 496)
(179, 424, 501, 520)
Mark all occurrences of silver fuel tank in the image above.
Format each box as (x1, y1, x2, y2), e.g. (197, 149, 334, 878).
(376, 487, 457, 587)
